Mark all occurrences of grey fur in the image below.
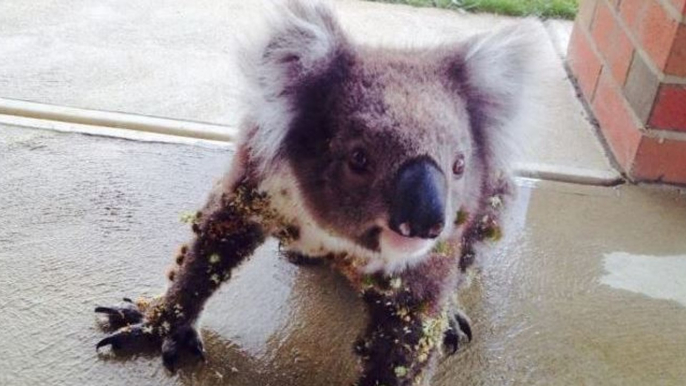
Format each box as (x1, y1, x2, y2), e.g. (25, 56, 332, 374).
(240, 1, 536, 270)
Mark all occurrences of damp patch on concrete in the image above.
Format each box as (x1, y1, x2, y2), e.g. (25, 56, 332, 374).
(601, 252, 686, 307)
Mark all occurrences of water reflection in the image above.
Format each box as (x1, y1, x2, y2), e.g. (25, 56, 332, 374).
(601, 252, 686, 307)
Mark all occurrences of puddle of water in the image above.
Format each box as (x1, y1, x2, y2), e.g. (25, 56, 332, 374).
(601, 252, 686, 307)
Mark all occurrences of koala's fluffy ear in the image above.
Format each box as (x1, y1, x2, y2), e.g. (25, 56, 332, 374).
(261, 1, 345, 90)
(241, 0, 347, 174)
(454, 20, 541, 167)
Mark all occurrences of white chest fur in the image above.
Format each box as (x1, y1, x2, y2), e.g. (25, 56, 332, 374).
(257, 165, 441, 274)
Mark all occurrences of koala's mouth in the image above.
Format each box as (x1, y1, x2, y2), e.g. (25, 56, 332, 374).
(379, 227, 435, 257)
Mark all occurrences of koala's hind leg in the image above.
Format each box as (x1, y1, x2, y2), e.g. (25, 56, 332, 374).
(95, 177, 267, 372)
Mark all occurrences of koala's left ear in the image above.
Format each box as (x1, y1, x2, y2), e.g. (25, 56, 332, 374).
(452, 20, 541, 140)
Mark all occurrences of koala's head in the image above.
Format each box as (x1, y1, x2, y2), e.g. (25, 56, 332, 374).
(244, 1, 535, 263)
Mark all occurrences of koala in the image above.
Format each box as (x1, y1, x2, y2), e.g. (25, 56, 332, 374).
(94, 1, 535, 385)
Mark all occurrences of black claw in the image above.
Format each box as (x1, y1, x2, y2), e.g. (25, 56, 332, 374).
(96, 336, 118, 351)
(195, 347, 207, 363)
(174, 326, 206, 363)
(284, 251, 324, 266)
(122, 297, 133, 303)
(95, 324, 159, 354)
(94, 306, 117, 314)
(454, 312, 472, 342)
(443, 311, 473, 356)
(95, 304, 144, 327)
(189, 340, 206, 362)
(443, 329, 459, 355)
(162, 338, 179, 372)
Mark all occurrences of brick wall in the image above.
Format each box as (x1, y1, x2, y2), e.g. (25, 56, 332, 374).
(568, 0, 686, 184)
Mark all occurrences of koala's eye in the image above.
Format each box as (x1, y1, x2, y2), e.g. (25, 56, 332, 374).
(452, 154, 466, 177)
(348, 148, 369, 174)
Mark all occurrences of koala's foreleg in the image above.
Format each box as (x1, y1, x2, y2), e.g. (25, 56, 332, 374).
(95, 181, 267, 371)
(353, 258, 460, 386)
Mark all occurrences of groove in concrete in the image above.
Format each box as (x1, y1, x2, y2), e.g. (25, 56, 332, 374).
(0, 97, 238, 143)
(0, 97, 624, 187)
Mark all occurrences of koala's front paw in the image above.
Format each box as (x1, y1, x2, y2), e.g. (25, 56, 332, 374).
(95, 298, 204, 372)
(443, 310, 473, 355)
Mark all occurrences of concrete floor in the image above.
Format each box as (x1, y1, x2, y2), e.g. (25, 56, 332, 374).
(0, 0, 619, 184)
(1, 127, 685, 386)
(1, 1, 684, 385)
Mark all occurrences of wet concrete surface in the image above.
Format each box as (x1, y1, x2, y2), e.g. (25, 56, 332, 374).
(1, 126, 686, 385)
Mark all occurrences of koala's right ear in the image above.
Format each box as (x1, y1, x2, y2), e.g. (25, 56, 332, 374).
(255, 0, 347, 96)
(240, 0, 347, 174)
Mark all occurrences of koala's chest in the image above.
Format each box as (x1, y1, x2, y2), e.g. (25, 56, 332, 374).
(275, 213, 375, 266)
(251, 169, 370, 253)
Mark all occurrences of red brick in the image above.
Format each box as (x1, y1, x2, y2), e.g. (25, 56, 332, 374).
(592, 69, 643, 170)
(632, 137, 686, 183)
(591, 1, 635, 84)
(568, 27, 603, 100)
(577, 0, 599, 30)
(619, 0, 647, 30)
(592, 2, 615, 51)
(665, 23, 686, 77)
(649, 84, 686, 132)
(610, 28, 635, 84)
(636, 0, 680, 70)
(670, 0, 686, 15)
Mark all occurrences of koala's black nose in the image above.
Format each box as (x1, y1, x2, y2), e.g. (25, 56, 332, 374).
(389, 158, 447, 239)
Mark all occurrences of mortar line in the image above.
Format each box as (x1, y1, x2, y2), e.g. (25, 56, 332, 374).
(656, 0, 686, 25)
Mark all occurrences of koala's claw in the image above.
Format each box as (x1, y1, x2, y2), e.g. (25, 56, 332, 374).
(284, 251, 324, 266)
(95, 298, 144, 329)
(161, 325, 206, 372)
(443, 310, 473, 355)
(95, 298, 153, 351)
(96, 323, 159, 351)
